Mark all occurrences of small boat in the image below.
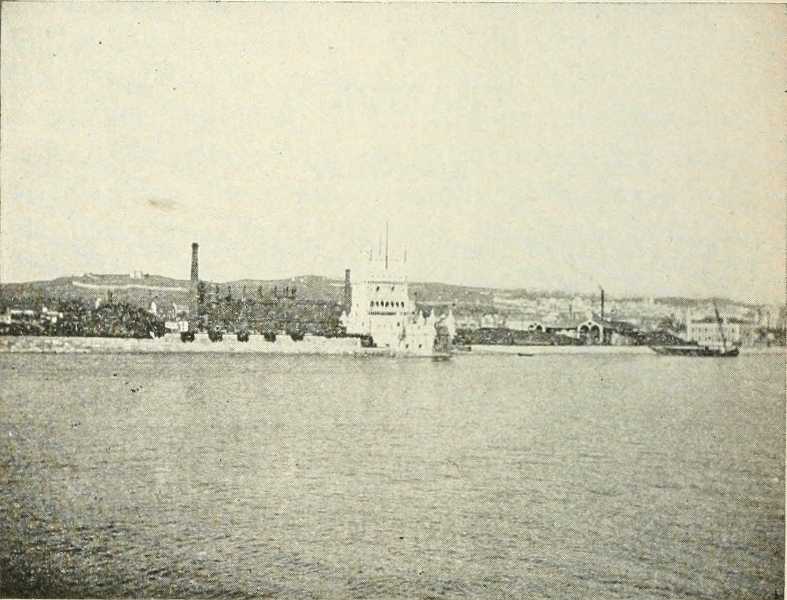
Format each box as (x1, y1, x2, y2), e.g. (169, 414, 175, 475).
(517, 352, 534, 357)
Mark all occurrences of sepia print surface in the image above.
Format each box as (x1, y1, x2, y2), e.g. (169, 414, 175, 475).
(0, 2, 784, 599)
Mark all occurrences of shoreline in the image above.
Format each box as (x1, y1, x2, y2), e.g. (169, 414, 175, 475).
(0, 334, 374, 355)
(468, 344, 784, 355)
(0, 335, 782, 356)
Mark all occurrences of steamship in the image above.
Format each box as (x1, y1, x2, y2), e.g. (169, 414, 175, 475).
(650, 304, 739, 357)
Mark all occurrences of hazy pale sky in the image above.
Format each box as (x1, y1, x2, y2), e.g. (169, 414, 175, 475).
(2, 3, 784, 303)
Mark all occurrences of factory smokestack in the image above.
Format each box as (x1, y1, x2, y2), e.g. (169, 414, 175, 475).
(599, 286, 605, 320)
(190, 243, 199, 286)
(344, 269, 352, 313)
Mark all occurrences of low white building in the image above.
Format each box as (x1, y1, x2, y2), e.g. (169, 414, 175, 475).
(41, 307, 63, 324)
(506, 318, 545, 332)
(545, 317, 605, 344)
(686, 316, 753, 347)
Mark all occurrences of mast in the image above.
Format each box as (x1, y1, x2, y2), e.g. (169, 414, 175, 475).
(385, 222, 389, 271)
(713, 302, 728, 352)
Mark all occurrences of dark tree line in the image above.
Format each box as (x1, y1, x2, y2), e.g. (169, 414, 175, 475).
(0, 298, 167, 338)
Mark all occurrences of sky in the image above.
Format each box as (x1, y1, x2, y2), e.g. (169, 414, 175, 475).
(1, 3, 784, 304)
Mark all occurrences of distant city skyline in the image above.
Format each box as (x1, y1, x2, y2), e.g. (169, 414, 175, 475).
(1, 3, 784, 304)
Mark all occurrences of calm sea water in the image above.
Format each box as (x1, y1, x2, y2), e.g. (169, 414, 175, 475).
(0, 352, 783, 599)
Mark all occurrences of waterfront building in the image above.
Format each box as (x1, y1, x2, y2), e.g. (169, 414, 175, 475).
(686, 316, 754, 347)
(545, 318, 584, 339)
(340, 244, 442, 355)
(545, 317, 605, 344)
(506, 318, 545, 332)
(40, 307, 63, 324)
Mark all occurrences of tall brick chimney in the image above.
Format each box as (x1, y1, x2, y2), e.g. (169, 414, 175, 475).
(600, 288, 605, 320)
(344, 268, 352, 313)
(190, 243, 199, 286)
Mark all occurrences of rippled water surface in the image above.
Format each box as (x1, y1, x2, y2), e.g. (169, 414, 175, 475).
(1, 353, 783, 598)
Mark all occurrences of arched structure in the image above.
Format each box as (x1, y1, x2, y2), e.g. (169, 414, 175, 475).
(578, 319, 604, 345)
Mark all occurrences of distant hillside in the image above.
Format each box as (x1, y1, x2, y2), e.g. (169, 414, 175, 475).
(0, 272, 753, 311)
(0, 272, 493, 304)
(0, 274, 343, 307)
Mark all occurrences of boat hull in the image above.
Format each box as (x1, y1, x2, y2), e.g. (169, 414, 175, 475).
(650, 345, 739, 357)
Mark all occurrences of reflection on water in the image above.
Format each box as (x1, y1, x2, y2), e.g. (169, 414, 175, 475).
(0, 353, 783, 598)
